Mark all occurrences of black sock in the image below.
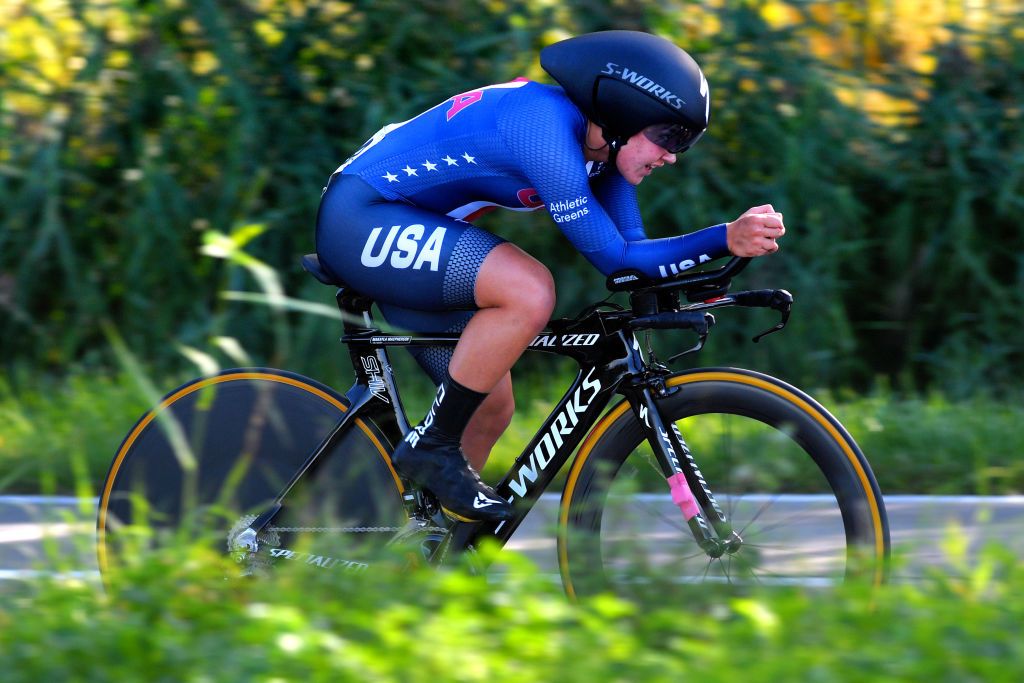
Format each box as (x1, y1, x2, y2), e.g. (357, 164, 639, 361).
(406, 371, 486, 448)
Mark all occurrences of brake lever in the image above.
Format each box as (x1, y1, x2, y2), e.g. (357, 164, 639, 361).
(667, 313, 716, 364)
(751, 289, 793, 343)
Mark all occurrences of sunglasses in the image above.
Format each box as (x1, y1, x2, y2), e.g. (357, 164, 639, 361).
(642, 122, 705, 154)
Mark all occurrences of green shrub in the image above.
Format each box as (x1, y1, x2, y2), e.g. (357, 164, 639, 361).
(1, 541, 1023, 680)
(0, 369, 148, 496)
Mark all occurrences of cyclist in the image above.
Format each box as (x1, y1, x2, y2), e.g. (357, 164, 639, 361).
(316, 30, 785, 523)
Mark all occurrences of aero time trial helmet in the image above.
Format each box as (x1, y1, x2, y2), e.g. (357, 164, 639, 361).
(540, 30, 710, 155)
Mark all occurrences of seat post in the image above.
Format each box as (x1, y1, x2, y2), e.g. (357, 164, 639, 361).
(336, 288, 375, 329)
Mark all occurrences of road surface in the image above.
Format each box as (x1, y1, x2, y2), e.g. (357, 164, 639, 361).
(2, 494, 1022, 582)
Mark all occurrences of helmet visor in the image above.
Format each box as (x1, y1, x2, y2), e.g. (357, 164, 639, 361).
(642, 122, 705, 154)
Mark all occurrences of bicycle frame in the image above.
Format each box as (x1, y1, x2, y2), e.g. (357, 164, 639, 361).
(349, 317, 639, 551)
(247, 284, 734, 563)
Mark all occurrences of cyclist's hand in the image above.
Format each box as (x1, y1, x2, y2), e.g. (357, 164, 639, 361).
(726, 205, 785, 257)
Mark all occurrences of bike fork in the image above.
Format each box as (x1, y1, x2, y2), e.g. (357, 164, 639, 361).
(665, 421, 743, 555)
(631, 388, 741, 558)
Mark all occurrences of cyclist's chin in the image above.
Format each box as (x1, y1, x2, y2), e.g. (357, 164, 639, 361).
(622, 170, 646, 186)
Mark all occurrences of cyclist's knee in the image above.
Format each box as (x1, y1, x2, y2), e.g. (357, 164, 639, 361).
(516, 268, 556, 330)
(478, 246, 555, 327)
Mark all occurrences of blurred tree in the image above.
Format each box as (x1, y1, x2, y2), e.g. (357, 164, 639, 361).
(0, 0, 1021, 396)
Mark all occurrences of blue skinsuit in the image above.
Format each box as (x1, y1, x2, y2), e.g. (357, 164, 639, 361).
(315, 79, 728, 381)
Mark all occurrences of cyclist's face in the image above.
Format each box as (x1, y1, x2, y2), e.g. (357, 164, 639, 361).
(616, 129, 678, 185)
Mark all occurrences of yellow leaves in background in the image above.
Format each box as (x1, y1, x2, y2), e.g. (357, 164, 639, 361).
(1, 0, 142, 126)
(2, 1, 84, 103)
(254, 19, 286, 47)
(760, 0, 1015, 71)
(751, 0, 1018, 125)
(2, 0, 1018, 138)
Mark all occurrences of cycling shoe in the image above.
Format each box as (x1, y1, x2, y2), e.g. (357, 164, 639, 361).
(391, 438, 514, 523)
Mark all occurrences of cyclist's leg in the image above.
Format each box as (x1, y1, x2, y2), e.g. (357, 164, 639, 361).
(380, 242, 550, 472)
(377, 305, 515, 471)
(317, 174, 549, 520)
(462, 373, 514, 472)
(451, 242, 555, 393)
(395, 245, 551, 521)
(369, 241, 554, 399)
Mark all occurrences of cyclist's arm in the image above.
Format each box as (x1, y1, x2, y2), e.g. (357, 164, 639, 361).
(498, 89, 729, 278)
(588, 169, 648, 242)
(588, 169, 729, 276)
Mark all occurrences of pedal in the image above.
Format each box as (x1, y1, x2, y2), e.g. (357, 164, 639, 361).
(386, 516, 448, 566)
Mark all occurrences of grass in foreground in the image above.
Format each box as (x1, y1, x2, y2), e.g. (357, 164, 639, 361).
(1, 539, 1023, 681)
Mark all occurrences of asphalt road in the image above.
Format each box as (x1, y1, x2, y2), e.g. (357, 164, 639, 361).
(2, 494, 1023, 583)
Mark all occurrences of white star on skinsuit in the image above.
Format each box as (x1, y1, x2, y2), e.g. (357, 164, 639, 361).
(461, 152, 476, 164)
(402, 165, 418, 176)
(382, 171, 399, 182)
(422, 159, 438, 171)
(442, 155, 458, 166)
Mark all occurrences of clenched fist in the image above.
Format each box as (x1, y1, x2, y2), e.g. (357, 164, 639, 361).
(726, 205, 786, 257)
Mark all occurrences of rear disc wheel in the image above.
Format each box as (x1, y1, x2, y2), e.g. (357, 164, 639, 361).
(96, 369, 407, 579)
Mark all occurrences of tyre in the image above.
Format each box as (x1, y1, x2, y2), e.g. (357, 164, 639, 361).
(97, 369, 407, 579)
(558, 368, 889, 599)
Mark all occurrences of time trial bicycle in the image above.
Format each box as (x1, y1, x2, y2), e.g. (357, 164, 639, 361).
(97, 255, 890, 598)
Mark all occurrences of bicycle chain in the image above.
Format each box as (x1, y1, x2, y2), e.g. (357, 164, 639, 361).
(268, 525, 397, 534)
(267, 525, 448, 535)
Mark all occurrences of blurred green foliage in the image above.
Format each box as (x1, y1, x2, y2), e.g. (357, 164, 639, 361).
(3, 369, 1023, 495)
(1, 0, 1022, 396)
(1, 541, 1023, 680)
